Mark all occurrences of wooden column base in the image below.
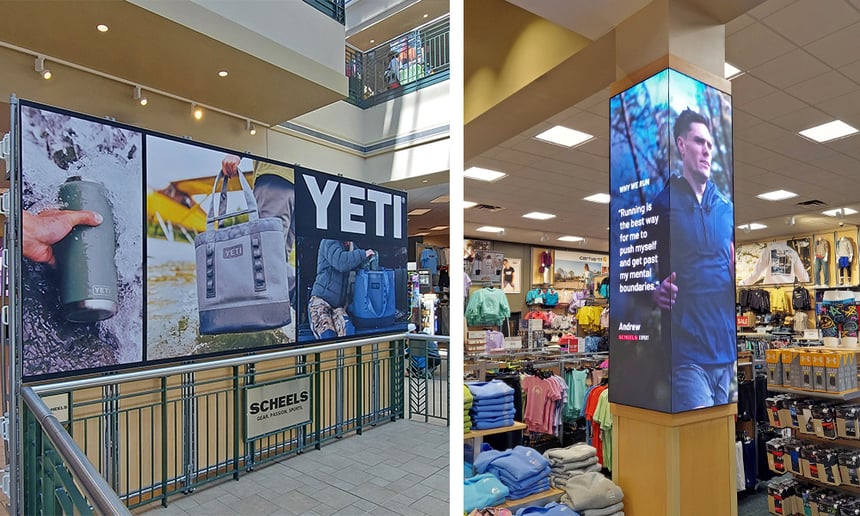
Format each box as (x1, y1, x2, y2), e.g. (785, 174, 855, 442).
(611, 403, 738, 516)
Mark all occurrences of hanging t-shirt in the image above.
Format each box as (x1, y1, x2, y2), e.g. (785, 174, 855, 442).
(565, 368, 589, 419)
(420, 247, 439, 272)
(742, 243, 810, 284)
(522, 375, 563, 435)
(593, 388, 612, 471)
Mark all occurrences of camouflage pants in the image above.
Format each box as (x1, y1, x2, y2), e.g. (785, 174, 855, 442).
(308, 296, 349, 338)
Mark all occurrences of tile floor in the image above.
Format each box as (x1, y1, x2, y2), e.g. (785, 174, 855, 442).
(137, 418, 450, 516)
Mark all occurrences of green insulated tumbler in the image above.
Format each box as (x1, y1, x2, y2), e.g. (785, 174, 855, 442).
(54, 176, 118, 323)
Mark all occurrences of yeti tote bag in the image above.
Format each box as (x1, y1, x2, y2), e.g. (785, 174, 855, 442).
(194, 171, 291, 334)
(349, 259, 396, 329)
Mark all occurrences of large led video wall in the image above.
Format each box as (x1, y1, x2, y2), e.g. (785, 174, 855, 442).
(16, 99, 408, 380)
(608, 69, 735, 413)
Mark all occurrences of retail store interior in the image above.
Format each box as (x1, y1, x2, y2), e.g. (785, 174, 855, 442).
(465, 0, 860, 515)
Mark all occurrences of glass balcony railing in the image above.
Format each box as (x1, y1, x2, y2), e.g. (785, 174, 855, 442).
(304, 0, 345, 25)
(345, 15, 449, 108)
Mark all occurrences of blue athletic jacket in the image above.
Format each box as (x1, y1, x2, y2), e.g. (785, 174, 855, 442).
(654, 175, 735, 366)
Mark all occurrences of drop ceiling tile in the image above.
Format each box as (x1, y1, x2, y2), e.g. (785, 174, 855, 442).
(731, 75, 778, 106)
(815, 152, 860, 176)
(512, 135, 566, 157)
(577, 138, 609, 158)
(497, 134, 531, 150)
(748, 49, 830, 89)
(748, 0, 801, 20)
(576, 89, 611, 110)
(732, 109, 766, 133)
(826, 135, 860, 160)
(768, 134, 835, 163)
(838, 59, 860, 84)
(741, 122, 790, 146)
(770, 106, 833, 132)
(559, 110, 610, 137)
(726, 14, 756, 35)
(817, 88, 860, 118)
(740, 90, 809, 121)
(555, 149, 607, 172)
(493, 147, 544, 167)
(762, 0, 860, 46)
(736, 163, 771, 178)
(785, 70, 859, 105)
(806, 22, 860, 68)
(725, 21, 796, 70)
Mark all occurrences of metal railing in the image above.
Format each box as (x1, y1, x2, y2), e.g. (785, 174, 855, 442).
(21, 387, 129, 515)
(406, 334, 450, 424)
(303, 0, 345, 25)
(18, 332, 448, 513)
(345, 15, 449, 108)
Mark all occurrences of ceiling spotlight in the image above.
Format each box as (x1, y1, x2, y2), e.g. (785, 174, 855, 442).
(785, 216, 796, 226)
(96, 24, 109, 32)
(498, 228, 506, 236)
(539, 233, 550, 242)
(743, 224, 751, 234)
(218, 70, 229, 77)
(35, 56, 51, 80)
(133, 86, 148, 106)
(246, 119, 257, 136)
(192, 103, 203, 120)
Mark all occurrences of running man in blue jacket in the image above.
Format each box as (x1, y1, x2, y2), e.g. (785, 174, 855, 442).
(652, 109, 736, 412)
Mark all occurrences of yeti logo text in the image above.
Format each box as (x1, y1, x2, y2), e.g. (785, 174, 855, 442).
(223, 244, 243, 259)
(303, 175, 403, 238)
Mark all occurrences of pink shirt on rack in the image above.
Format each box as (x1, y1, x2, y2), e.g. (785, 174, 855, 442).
(522, 375, 563, 434)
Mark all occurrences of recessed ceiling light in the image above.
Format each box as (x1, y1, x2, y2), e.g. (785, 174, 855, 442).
(583, 193, 610, 204)
(757, 190, 797, 201)
(430, 195, 449, 203)
(464, 167, 507, 182)
(97, 24, 109, 32)
(370, 39, 375, 44)
(430, 226, 448, 231)
(823, 207, 858, 217)
(534, 125, 594, 147)
(463, 201, 478, 209)
(558, 236, 585, 242)
(218, 70, 229, 77)
(413, 232, 429, 237)
(423, 13, 429, 18)
(477, 226, 504, 233)
(724, 62, 742, 79)
(737, 223, 767, 231)
(799, 120, 859, 143)
(522, 212, 556, 220)
(408, 208, 431, 216)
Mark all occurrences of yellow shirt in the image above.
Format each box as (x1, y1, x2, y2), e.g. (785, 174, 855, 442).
(254, 160, 295, 183)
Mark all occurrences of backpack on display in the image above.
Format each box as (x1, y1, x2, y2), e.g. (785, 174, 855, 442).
(792, 284, 812, 311)
(349, 254, 396, 329)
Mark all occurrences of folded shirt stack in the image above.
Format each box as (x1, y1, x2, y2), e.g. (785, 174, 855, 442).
(464, 473, 510, 513)
(558, 472, 624, 516)
(543, 444, 602, 487)
(476, 446, 552, 500)
(467, 380, 516, 430)
(465, 384, 474, 434)
(515, 502, 581, 515)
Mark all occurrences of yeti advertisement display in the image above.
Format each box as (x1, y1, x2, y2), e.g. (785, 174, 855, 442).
(295, 169, 409, 342)
(608, 69, 736, 413)
(14, 99, 408, 380)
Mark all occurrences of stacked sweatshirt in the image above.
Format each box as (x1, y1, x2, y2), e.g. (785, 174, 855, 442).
(543, 444, 602, 487)
(516, 503, 581, 515)
(468, 380, 516, 430)
(476, 446, 552, 500)
(465, 385, 474, 433)
(464, 473, 510, 513)
(558, 472, 624, 516)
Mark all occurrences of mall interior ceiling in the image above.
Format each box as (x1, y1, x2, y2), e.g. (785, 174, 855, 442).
(466, 0, 860, 253)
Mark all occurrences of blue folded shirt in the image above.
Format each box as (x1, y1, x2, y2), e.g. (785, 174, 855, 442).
(471, 418, 515, 430)
(467, 380, 515, 401)
(506, 478, 551, 499)
(471, 395, 515, 407)
(464, 473, 509, 512)
(516, 502, 581, 515)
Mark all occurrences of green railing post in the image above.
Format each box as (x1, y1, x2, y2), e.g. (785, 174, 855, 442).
(233, 365, 241, 480)
(23, 407, 39, 513)
(356, 345, 363, 435)
(388, 341, 397, 422)
(314, 352, 322, 450)
(161, 377, 168, 507)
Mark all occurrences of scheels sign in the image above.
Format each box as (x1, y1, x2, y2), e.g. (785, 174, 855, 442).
(245, 376, 311, 440)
